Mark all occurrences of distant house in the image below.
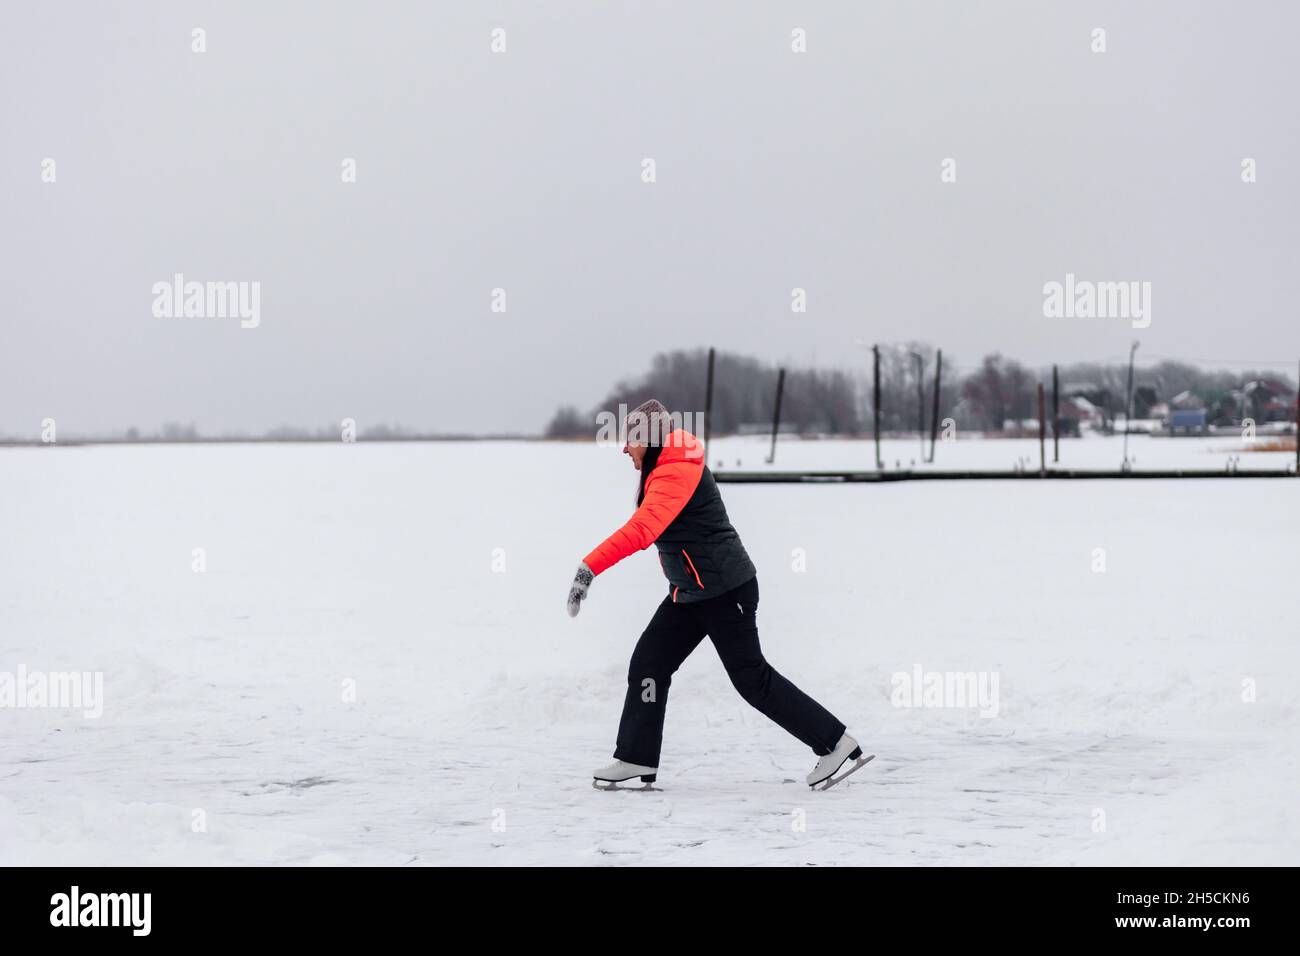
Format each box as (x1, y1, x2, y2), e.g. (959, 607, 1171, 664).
(1169, 390, 1204, 410)
(1247, 379, 1296, 423)
(1170, 411, 1208, 434)
(1168, 390, 1207, 434)
(1063, 383, 1113, 424)
(1055, 396, 1102, 436)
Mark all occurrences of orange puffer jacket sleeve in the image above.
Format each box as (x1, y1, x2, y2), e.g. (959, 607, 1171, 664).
(583, 432, 704, 576)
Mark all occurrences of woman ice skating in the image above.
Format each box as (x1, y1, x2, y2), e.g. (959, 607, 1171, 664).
(566, 399, 868, 791)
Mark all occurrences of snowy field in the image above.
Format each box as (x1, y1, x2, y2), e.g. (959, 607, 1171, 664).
(2, 438, 1298, 866)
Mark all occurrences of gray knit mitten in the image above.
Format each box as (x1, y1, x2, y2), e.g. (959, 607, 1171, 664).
(566, 563, 595, 617)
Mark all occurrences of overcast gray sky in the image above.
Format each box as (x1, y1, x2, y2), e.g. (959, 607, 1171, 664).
(2, 1, 1297, 437)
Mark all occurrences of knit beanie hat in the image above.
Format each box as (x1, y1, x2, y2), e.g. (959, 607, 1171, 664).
(624, 399, 677, 447)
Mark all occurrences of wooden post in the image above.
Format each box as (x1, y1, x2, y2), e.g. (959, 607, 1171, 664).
(873, 345, 882, 469)
(915, 354, 925, 462)
(1122, 341, 1139, 470)
(766, 368, 786, 464)
(703, 347, 715, 449)
(928, 349, 942, 463)
(1052, 364, 1060, 464)
(1038, 382, 1046, 476)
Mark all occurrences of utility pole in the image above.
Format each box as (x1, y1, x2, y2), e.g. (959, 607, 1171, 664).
(928, 349, 942, 463)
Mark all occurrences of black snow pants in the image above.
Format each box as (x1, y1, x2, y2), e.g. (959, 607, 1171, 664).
(613, 576, 846, 768)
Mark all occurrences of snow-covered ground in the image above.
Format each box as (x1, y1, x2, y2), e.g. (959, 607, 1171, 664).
(2, 439, 1297, 865)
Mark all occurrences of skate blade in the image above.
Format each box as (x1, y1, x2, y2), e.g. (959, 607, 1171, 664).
(592, 779, 662, 792)
(812, 753, 875, 791)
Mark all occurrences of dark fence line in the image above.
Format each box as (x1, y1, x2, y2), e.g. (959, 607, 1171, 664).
(715, 468, 1297, 483)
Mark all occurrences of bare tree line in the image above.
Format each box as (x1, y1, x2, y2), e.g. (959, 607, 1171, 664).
(546, 347, 1299, 438)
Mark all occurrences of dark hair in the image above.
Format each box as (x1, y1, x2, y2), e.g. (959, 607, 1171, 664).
(636, 442, 665, 506)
